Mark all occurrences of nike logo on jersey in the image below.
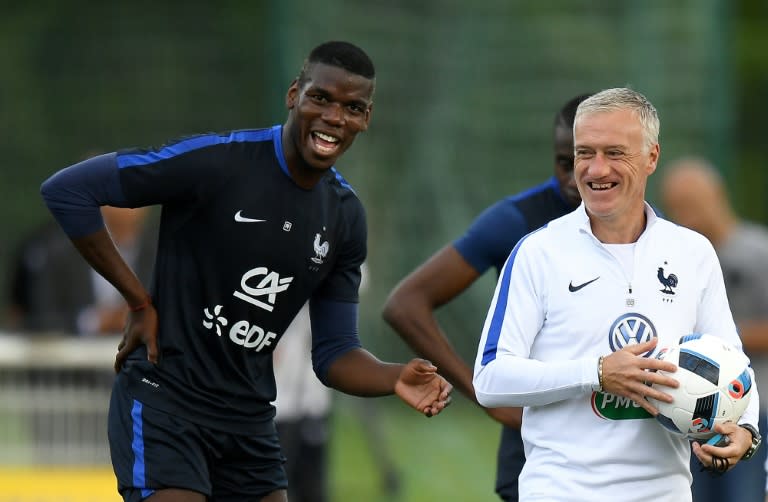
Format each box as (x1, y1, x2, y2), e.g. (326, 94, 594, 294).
(568, 277, 600, 292)
(235, 210, 266, 223)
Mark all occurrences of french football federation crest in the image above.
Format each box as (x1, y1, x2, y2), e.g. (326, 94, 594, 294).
(608, 312, 657, 355)
(657, 265, 678, 295)
(311, 232, 329, 264)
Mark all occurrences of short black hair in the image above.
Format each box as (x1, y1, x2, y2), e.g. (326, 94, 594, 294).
(297, 41, 375, 87)
(555, 93, 593, 130)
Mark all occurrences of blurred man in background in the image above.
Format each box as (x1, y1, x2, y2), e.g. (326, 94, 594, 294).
(383, 93, 591, 501)
(5, 204, 155, 463)
(8, 206, 155, 335)
(660, 156, 768, 502)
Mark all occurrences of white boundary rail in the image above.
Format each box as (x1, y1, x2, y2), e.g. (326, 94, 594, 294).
(0, 332, 119, 465)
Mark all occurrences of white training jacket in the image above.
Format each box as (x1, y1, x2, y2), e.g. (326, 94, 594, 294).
(473, 202, 760, 502)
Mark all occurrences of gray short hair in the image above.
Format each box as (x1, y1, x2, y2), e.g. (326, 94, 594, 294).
(575, 88, 660, 152)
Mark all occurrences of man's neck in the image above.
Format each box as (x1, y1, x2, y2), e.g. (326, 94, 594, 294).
(589, 206, 648, 244)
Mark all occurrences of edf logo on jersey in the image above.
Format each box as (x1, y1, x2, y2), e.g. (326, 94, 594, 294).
(202, 266, 293, 352)
(203, 304, 278, 352)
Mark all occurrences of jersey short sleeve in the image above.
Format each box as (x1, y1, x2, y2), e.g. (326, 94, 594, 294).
(116, 132, 257, 207)
(454, 197, 529, 275)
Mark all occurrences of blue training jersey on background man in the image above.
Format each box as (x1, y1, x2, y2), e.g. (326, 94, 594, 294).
(453, 175, 573, 500)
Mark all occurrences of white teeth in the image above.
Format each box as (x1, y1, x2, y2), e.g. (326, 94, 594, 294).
(591, 182, 613, 190)
(314, 132, 338, 143)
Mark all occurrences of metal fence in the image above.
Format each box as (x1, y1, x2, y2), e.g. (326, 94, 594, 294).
(0, 333, 116, 466)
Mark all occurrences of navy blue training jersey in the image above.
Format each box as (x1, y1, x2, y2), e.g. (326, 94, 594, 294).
(114, 125, 365, 433)
(454, 176, 572, 275)
(452, 175, 574, 500)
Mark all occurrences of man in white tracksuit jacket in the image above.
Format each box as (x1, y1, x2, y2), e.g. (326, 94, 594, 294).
(473, 88, 761, 502)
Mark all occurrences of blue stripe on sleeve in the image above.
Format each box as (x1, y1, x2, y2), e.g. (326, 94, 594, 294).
(481, 229, 540, 365)
(270, 125, 291, 177)
(130, 400, 154, 499)
(309, 298, 362, 385)
(453, 200, 527, 275)
(331, 168, 355, 194)
(116, 128, 275, 168)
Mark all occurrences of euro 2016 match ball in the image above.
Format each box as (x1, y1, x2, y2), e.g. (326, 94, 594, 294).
(648, 333, 752, 440)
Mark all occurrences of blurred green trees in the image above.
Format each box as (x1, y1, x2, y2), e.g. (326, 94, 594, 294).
(1, 2, 765, 365)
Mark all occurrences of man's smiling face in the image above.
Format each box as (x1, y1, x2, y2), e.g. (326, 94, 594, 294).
(284, 62, 373, 178)
(573, 108, 659, 223)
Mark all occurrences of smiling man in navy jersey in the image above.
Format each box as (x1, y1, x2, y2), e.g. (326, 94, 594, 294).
(41, 41, 452, 502)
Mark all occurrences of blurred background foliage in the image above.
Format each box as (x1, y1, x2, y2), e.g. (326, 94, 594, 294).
(1, 0, 767, 367)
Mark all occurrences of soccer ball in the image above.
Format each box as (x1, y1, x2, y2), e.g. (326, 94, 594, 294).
(648, 333, 752, 440)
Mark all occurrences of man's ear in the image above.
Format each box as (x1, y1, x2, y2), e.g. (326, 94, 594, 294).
(647, 143, 660, 175)
(361, 102, 374, 131)
(286, 79, 299, 109)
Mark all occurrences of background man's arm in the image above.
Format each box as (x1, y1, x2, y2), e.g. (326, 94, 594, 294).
(383, 245, 521, 428)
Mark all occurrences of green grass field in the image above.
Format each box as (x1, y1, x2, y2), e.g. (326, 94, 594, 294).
(0, 393, 502, 501)
(330, 395, 502, 502)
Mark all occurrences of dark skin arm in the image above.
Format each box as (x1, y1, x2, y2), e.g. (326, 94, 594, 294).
(326, 348, 453, 417)
(382, 245, 522, 428)
(71, 228, 158, 371)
